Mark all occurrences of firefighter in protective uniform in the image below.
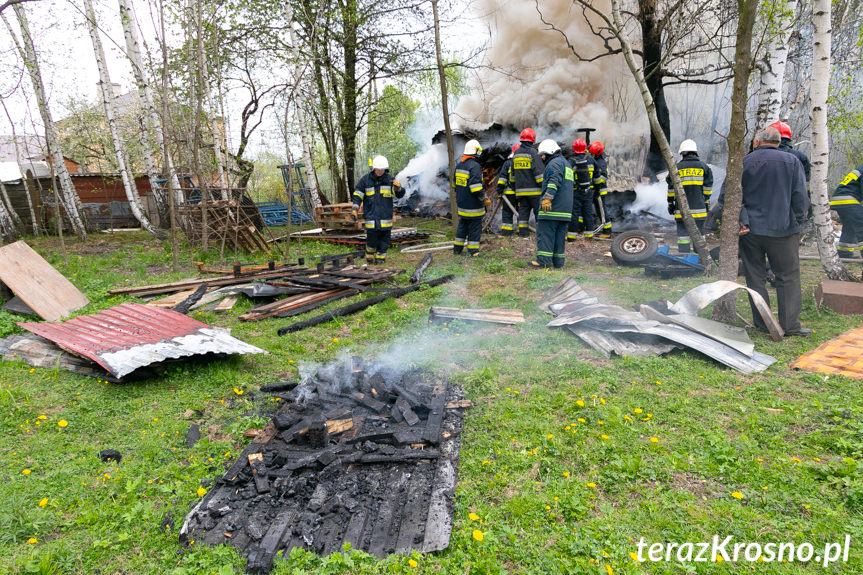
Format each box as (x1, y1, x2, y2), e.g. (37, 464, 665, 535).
(567, 138, 601, 240)
(770, 121, 810, 184)
(453, 139, 489, 256)
(531, 139, 573, 268)
(496, 144, 519, 235)
(512, 128, 545, 237)
(589, 141, 611, 236)
(352, 155, 404, 264)
(831, 163, 863, 259)
(667, 139, 713, 253)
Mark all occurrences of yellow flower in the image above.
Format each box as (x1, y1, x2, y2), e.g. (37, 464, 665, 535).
(57, 420, 68, 428)
(600, 398, 606, 404)
(506, 388, 511, 392)
(197, 487, 207, 497)
(605, 564, 613, 574)
(27, 537, 37, 544)
(22, 469, 31, 475)
(481, 460, 490, 465)
(547, 434, 553, 439)
(332, 337, 339, 343)
(472, 529, 484, 542)
(623, 415, 632, 422)
(577, 418, 586, 423)
(37, 415, 47, 420)
(38, 498, 48, 508)
(601, 434, 609, 440)
(468, 512, 479, 521)
(563, 471, 570, 478)
(791, 457, 801, 463)
(731, 491, 744, 499)
(813, 457, 821, 462)
(545, 505, 551, 510)
(408, 559, 418, 568)
(634, 408, 643, 414)
(587, 482, 596, 488)
(650, 437, 658, 443)
(576, 400, 585, 407)
(597, 421, 604, 425)
(233, 388, 243, 396)
(630, 551, 640, 562)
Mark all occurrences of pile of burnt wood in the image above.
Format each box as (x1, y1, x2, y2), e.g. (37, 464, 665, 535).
(180, 355, 469, 573)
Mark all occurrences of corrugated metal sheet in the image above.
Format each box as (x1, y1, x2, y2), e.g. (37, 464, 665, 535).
(17, 303, 266, 378)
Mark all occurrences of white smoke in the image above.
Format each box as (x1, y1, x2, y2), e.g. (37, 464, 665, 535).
(455, 0, 619, 135)
(631, 180, 673, 221)
(395, 144, 450, 202)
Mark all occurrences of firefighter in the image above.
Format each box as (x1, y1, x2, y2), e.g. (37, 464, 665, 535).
(512, 128, 545, 237)
(667, 139, 713, 253)
(496, 143, 519, 236)
(352, 155, 403, 264)
(567, 139, 599, 241)
(830, 163, 863, 259)
(589, 140, 611, 236)
(453, 139, 488, 256)
(531, 139, 573, 268)
(770, 121, 810, 184)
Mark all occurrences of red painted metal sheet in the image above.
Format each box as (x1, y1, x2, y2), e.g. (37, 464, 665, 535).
(17, 303, 265, 378)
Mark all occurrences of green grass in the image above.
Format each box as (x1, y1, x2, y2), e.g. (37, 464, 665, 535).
(1, 221, 863, 574)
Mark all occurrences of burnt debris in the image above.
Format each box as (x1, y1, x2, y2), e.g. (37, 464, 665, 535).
(179, 355, 467, 574)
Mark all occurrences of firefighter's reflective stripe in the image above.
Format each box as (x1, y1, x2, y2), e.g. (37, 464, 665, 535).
(469, 183, 483, 193)
(453, 238, 466, 246)
(365, 186, 377, 196)
(516, 188, 542, 196)
(678, 236, 691, 244)
(830, 196, 861, 206)
(680, 176, 704, 185)
(454, 169, 470, 187)
(537, 250, 553, 257)
(837, 242, 857, 253)
(567, 232, 578, 239)
(547, 183, 558, 191)
(839, 169, 861, 187)
(365, 218, 393, 229)
(467, 242, 480, 249)
(674, 208, 708, 219)
(539, 211, 570, 218)
(458, 207, 485, 217)
(501, 224, 513, 230)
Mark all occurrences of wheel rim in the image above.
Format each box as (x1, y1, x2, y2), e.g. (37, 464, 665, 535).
(621, 236, 648, 254)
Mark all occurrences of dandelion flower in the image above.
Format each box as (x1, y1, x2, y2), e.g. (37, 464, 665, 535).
(468, 513, 479, 521)
(37, 415, 46, 420)
(630, 552, 640, 562)
(650, 437, 658, 443)
(481, 460, 490, 465)
(600, 398, 606, 404)
(623, 416, 632, 422)
(332, 337, 339, 343)
(563, 471, 570, 478)
(38, 498, 48, 508)
(578, 418, 586, 423)
(605, 564, 614, 575)
(408, 559, 418, 568)
(601, 434, 609, 440)
(545, 505, 551, 510)
(547, 434, 553, 440)
(472, 529, 484, 542)
(233, 388, 244, 396)
(634, 408, 643, 414)
(731, 491, 744, 499)
(57, 420, 68, 428)
(791, 457, 801, 463)
(587, 482, 596, 488)
(597, 421, 604, 425)
(576, 400, 585, 407)
(22, 469, 31, 475)
(27, 537, 37, 544)
(197, 487, 207, 497)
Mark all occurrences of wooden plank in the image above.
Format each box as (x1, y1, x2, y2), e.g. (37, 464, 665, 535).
(366, 468, 409, 557)
(248, 453, 270, 494)
(429, 306, 525, 324)
(422, 384, 448, 443)
(325, 417, 353, 435)
(395, 461, 433, 553)
(148, 289, 196, 308)
(214, 294, 239, 312)
(0, 240, 89, 321)
(247, 510, 293, 573)
(342, 509, 368, 550)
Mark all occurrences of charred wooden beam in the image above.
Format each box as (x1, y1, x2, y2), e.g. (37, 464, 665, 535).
(409, 254, 433, 283)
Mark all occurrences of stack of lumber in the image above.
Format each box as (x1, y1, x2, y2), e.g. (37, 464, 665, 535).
(314, 203, 362, 230)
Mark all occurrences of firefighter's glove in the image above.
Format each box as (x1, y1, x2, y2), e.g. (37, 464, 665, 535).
(351, 207, 359, 219)
(541, 198, 553, 212)
(483, 198, 491, 208)
(667, 203, 675, 216)
(393, 179, 401, 189)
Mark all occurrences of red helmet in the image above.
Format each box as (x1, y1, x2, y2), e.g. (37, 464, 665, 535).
(511, 143, 521, 154)
(769, 121, 792, 139)
(520, 128, 536, 143)
(572, 139, 587, 154)
(589, 141, 604, 155)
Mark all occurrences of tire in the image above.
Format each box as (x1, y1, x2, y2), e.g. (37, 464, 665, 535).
(611, 229, 658, 266)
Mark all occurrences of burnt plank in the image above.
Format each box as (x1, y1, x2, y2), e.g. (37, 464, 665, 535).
(248, 453, 270, 494)
(281, 417, 313, 443)
(395, 461, 433, 553)
(352, 392, 387, 413)
(341, 509, 368, 551)
(366, 468, 410, 557)
(395, 397, 420, 426)
(421, 458, 457, 553)
(247, 510, 293, 573)
(422, 384, 448, 443)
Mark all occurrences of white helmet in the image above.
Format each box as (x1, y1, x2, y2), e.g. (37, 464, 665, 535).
(463, 139, 482, 156)
(371, 155, 389, 170)
(678, 139, 698, 155)
(537, 138, 560, 156)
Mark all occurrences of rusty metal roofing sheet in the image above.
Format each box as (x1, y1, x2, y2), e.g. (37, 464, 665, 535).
(17, 303, 266, 378)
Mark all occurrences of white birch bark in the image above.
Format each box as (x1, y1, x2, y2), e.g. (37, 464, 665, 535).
(755, 0, 797, 127)
(84, 0, 163, 238)
(10, 5, 87, 240)
(1, 96, 39, 235)
(285, 1, 321, 209)
(0, 180, 20, 242)
(809, 0, 854, 280)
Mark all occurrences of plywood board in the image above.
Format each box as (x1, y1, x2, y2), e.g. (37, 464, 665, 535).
(0, 241, 89, 321)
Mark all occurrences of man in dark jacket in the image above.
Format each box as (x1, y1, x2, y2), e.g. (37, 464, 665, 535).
(567, 139, 599, 240)
(589, 141, 612, 236)
(740, 127, 810, 336)
(531, 139, 573, 268)
(667, 139, 713, 253)
(512, 128, 545, 237)
(352, 155, 404, 264)
(496, 144, 519, 236)
(830, 163, 863, 259)
(453, 139, 488, 256)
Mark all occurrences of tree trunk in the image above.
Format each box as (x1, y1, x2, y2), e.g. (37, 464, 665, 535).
(191, 0, 208, 250)
(339, 0, 358, 202)
(638, 0, 671, 181)
(755, 0, 797, 127)
(85, 0, 164, 238)
(285, 1, 321, 209)
(11, 4, 87, 240)
(810, 0, 854, 280)
(0, 96, 39, 235)
(158, 0, 179, 270)
(0, 169, 23, 232)
(0, 180, 20, 242)
(610, 0, 714, 272)
(432, 0, 456, 232)
(712, 0, 760, 322)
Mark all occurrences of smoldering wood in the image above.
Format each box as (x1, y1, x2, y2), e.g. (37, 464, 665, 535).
(409, 254, 433, 283)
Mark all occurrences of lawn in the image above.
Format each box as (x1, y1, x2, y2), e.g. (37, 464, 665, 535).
(1, 219, 862, 574)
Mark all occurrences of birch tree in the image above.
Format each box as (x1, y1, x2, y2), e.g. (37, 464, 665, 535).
(809, 0, 854, 280)
(8, 5, 87, 240)
(1, 96, 39, 235)
(754, 0, 797, 127)
(0, 180, 20, 242)
(84, 0, 164, 238)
